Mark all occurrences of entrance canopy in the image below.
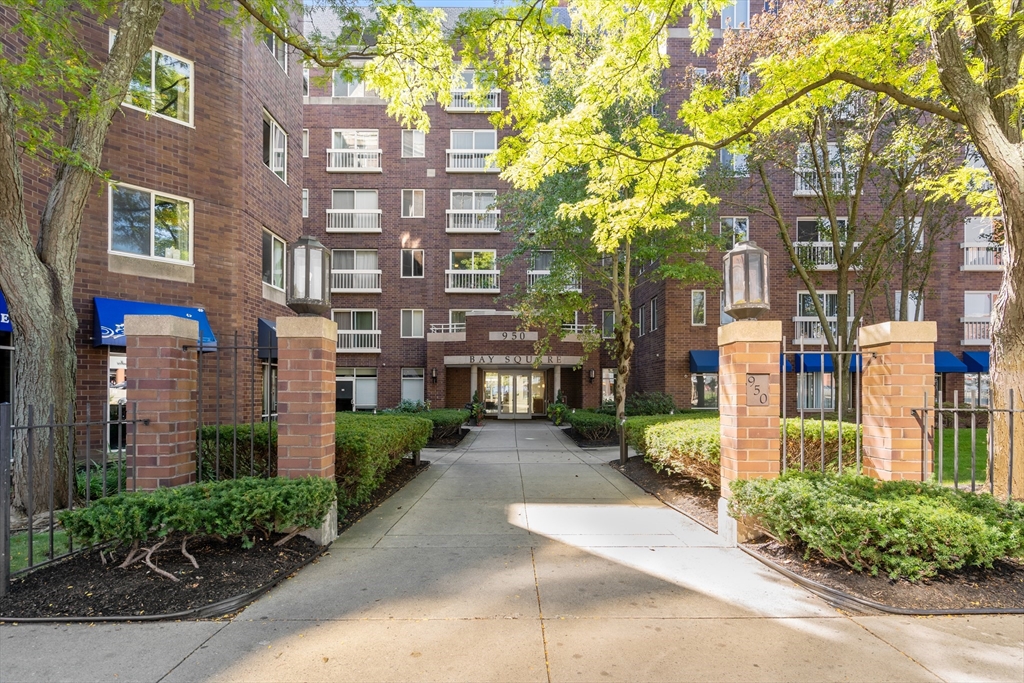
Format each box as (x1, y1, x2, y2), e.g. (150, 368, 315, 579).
(93, 297, 216, 348)
(962, 351, 990, 373)
(935, 351, 969, 373)
(688, 350, 718, 373)
(791, 353, 862, 373)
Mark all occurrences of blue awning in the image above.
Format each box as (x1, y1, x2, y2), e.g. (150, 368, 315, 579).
(93, 297, 216, 348)
(689, 350, 718, 373)
(258, 318, 277, 360)
(781, 356, 794, 372)
(0, 287, 10, 333)
(963, 351, 990, 373)
(792, 353, 862, 373)
(935, 351, 968, 373)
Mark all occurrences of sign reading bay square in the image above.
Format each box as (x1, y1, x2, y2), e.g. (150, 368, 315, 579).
(444, 354, 582, 366)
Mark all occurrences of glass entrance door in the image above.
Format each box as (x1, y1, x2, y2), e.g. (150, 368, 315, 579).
(492, 371, 546, 419)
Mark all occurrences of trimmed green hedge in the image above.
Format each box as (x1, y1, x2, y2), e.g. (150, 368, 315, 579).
(564, 410, 618, 440)
(626, 413, 721, 488)
(730, 472, 1024, 581)
(334, 413, 431, 508)
(421, 409, 470, 440)
(198, 423, 276, 481)
(781, 419, 859, 472)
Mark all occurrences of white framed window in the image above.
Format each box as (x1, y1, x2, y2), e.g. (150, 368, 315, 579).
(650, 296, 658, 332)
(798, 290, 853, 318)
(402, 189, 425, 218)
(302, 68, 309, 96)
(401, 249, 424, 278)
(895, 216, 924, 252)
(449, 249, 495, 270)
(693, 67, 708, 85)
(691, 290, 706, 326)
(720, 216, 749, 249)
(402, 130, 425, 158)
(450, 189, 496, 211)
(720, 149, 747, 176)
(109, 183, 192, 264)
(964, 291, 995, 318)
(450, 129, 497, 151)
(691, 374, 719, 409)
(796, 217, 849, 242)
(302, 189, 308, 218)
(302, 129, 309, 158)
(262, 110, 287, 182)
(895, 290, 924, 322)
(262, 21, 287, 72)
(332, 249, 378, 271)
(401, 368, 425, 403)
(601, 368, 616, 404)
(720, 291, 735, 325)
(965, 216, 998, 243)
(110, 33, 193, 126)
(636, 305, 645, 336)
(964, 373, 991, 408)
(262, 229, 285, 291)
(401, 309, 424, 338)
(798, 372, 835, 411)
(332, 69, 365, 97)
(602, 310, 615, 339)
(332, 129, 379, 150)
(720, 0, 750, 29)
(336, 367, 379, 410)
(332, 189, 377, 211)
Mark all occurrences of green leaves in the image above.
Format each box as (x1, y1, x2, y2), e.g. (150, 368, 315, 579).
(626, 412, 722, 487)
(334, 413, 431, 507)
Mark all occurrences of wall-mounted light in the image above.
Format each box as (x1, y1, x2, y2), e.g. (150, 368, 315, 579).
(431, 367, 437, 383)
(588, 368, 596, 383)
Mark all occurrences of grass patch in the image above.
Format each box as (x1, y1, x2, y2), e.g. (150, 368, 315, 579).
(10, 529, 71, 573)
(935, 428, 990, 485)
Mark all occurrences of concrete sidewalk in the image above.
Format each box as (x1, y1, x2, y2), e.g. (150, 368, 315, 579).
(2, 421, 1021, 682)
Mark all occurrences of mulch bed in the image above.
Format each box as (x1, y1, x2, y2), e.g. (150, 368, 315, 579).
(612, 455, 1024, 611)
(564, 426, 620, 449)
(0, 458, 431, 620)
(426, 427, 469, 449)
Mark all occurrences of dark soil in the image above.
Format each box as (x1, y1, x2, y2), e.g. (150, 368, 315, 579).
(426, 427, 469, 449)
(0, 532, 321, 620)
(339, 458, 429, 534)
(564, 426, 620, 449)
(612, 455, 1024, 611)
(612, 456, 719, 531)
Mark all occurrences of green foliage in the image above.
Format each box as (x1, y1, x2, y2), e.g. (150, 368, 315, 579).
(334, 413, 431, 509)
(76, 459, 128, 499)
(564, 410, 618, 441)
(730, 473, 1024, 581)
(58, 477, 337, 552)
(198, 422, 276, 481)
(624, 392, 677, 416)
(382, 399, 431, 414)
(626, 413, 721, 487)
(421, 409, 471, 440)
(547, 397, 570, 426)
(781, 419, 860, 473)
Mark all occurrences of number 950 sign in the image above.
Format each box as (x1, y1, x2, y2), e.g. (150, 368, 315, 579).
(746, 374, 770, 406)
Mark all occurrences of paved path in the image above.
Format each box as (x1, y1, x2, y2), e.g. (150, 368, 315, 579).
(2, 421, 1022, 682)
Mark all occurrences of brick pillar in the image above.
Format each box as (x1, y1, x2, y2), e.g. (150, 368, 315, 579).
(858, 322, 936, 482)
(276, 316, 338, 480)
(718, 320, 782, 545)
(124, 315, 198, 491)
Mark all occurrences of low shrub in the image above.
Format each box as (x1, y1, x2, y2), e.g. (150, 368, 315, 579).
(626, 413, 721, 487)
(76, 459, 128, 499)
(334, 413, 431, 509)
(58, 477, 337, 580)
(625, 392, 677, 416)
(421, 409, 470, 441)
(781, 419, 859, 473)
(547, 400, 570, 426)
(564, 410, 617, 441)
(730, 472, 1024, 581)
(197, 422, 276, 481)
(381, 399, 431, 414)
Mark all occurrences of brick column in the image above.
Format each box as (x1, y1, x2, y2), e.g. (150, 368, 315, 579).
(124, 315, 198, 491)
(718, 320, 782, 545)
(858, 322, 936, 482)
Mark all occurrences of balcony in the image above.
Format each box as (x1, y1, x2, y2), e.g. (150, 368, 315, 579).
(445, 269, 500, 293)
(326, 149, 382, 172)
(430, 323, 466, 334)
(336, 330, 381, 353)
(962, 317, 991, 346)
(446, 150, 499, 173)
(446, 210, 500, 233)
(446, 89, 501, 112)
(962, 244, 1004, 271)
(561, 323, 597, 335)
(794, 169, 853, 197)
(794, 241, 861, 270)
(326, 209, 382, 233)
(527, 270, 583, 292)
(330, 269, 382, 293)
(793, 316, 852, 343)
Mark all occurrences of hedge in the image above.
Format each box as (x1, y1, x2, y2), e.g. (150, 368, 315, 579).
(781, 419, 859, 473)
(564, 410, 617, 440)
(334, 413, 431, 509)
(421, 409, 470, 440)
(198, 422, 276, 481)
(626, 413, 721, 487)
(58, 477, 337, 581)
(730, 472, 1024, 581)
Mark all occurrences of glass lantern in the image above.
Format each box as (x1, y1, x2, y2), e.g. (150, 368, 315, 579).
(286, 236, 331, 316)
(722, 240, 770, 320)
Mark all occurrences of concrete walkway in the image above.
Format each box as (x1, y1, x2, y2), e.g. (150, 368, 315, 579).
(2, 421, 1022, 682)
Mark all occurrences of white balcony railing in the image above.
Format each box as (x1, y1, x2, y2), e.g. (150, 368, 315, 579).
(962, 243, 1004, 271)
(527, 270, 583, 292)
(330, 269, 382, 293)
(445, 269, 500, 293)
(446, 210, 499, 232)
(446, 89, 501, 112)
(794, 169, 853, 196)
(561, 323, 597, 335)
(336, 330, 381, 353)
(793, 316, 853, 342)
(326, 149, 382, 172)
(446, 150, 499, 173)
(794, 241, 862, 270)
(962, 317, 992, 345)
(326, 209, 382, 232)
(429, 323, 466, 334)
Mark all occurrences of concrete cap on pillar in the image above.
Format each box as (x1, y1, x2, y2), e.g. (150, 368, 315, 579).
(276, 316, 338, 341)
(717, 320, 782, 347)
(858, 321, 937, 348)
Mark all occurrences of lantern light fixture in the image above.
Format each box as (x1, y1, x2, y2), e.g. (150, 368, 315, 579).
(286, 236, 331, 316)
(722, 240, 770, 321)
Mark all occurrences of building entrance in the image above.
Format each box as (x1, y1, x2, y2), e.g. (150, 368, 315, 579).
(484, 371, 545, 419)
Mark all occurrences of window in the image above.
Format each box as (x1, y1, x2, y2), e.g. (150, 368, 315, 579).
(332, 189, 377, 211)
(692, 67, 708, 84)
(109, 184, 192, 263)
(796, 217, 849, 243)
(302, 68, 309, 96)
(402, 368, 425, 403)
(796, 143, 853, 195)
(451, 129, 497, 151)
(721, 0, 750, 28)
(691, 290, 706, 326)
(262, 111, 287, 182)
(333, 310, 380, 352)
(650, 296, 658, 332)
(263, 22, 287, 72)
(262, 361, 278, 421)
(450, 249, 495, 270)
(895, 216, 923, 252)
(332, 249, 378, 271)
(965, 144, 993, 191)
(302, 189, 308, 218)
(451, 190, 497, 211)
(636, 305, 645, 337)
(895, 290, 924, 322)
(720, 216, 749, 248)
(737, 72, 750, 96)
(402, 130, 425, 158)
(964, 292, 995, 318)
(402, 189, 425, 218)
(601, 368, 616, 404)
(262, 230, 285, 290)
(332, 129, 379, 150)
(402, 249, 424, 278)
(602, 310, 615, 338)
(401, 309, 424, 338)
(332, 69, 365, 97)
(334, 309, 378, 331)
(115, 36, 193, 125)
(965, 216, 998, 243)
(302, 129, 309, 158)
(532, 250, 554, 271)
(964, 373, 991, 408)
(720, 291, 735, 325)
(336, 367, 379, 411)
(798, 372, 835, 411)
(720, 149, 747, 176)
(691, 374, 719, 409)
(798, 291, 854, 318)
